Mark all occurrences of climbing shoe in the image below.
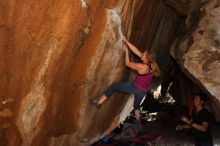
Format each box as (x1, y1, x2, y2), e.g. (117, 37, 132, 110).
(90, 99, 101, 109)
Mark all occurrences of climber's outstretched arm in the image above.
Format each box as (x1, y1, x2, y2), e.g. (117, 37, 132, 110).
(125, 47, 138, 70)
(124, 47, 149, 74)
(123, 36, 143, 58)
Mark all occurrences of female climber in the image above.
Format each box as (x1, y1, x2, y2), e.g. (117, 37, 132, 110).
(90, 36, 161, 122)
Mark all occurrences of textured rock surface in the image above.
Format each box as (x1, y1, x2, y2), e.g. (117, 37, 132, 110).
(170, 0, 220, 120)
(0, 1, 127, 145)
(164, 0, 190, 15)
(0, 0, 219, 146)
(0, 0, 180, 146)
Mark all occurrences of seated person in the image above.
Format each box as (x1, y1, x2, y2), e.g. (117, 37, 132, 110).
(176, 92, 213, 146)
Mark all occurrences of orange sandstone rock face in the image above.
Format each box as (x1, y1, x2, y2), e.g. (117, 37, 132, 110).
(1, 0, 173, 146)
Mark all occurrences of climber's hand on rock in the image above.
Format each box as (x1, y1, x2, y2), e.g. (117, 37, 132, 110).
(122, 35, 128, 43)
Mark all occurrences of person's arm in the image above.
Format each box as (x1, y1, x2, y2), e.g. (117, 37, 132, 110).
(124, 47, 141, 71)
(191, 122, 209, 132)
(181, 116, 209, 132)
(123, 36, 143, 58)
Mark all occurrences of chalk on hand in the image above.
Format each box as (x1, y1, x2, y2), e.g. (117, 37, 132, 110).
(122, 45, 127, 51)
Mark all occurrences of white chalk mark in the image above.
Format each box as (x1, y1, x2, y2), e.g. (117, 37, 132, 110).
(106, 9, 124, 50)
(80, 0, 88, 9)
(16, 38, 59, 146)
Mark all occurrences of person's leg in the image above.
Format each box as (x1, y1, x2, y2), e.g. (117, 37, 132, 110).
(91, 82, 137, 108)
(95, 83, 124, 105)
(97, 95, 108, 104)
(103, 82, 136, 98)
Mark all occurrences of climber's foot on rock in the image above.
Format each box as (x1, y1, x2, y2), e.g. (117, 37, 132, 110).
(89, 99, 101, 109)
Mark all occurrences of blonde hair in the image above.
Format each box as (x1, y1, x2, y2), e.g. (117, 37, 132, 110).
(148, 53, 161, 77)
